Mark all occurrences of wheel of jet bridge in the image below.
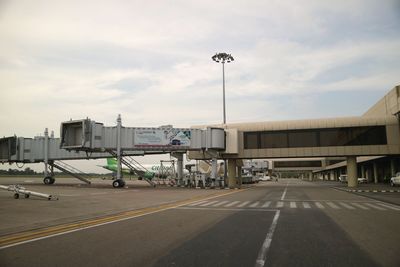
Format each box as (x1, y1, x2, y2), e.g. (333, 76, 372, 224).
(112, 179, 125, 188)
(43, 176, 55, 185)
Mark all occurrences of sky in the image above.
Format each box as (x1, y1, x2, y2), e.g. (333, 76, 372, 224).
(0, 0, 399, 173)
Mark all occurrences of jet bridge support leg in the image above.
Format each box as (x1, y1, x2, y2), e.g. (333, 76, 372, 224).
(113, 114, 125, 188)
(173, 153, 184, 186)
(43, 128, 55, 185)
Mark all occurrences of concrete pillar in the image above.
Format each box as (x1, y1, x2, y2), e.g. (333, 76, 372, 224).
(373, 162, 378, 184)
(211, 158, 218, 188)
(366, 167, 370, 182)
(390, 159, 396, 176)
(361, 165, 365, 178)
(227, 159, 237, 189)
(237, 166, 242, 188)
(309, 172, 313, 182)
(347, 156, 357, 187)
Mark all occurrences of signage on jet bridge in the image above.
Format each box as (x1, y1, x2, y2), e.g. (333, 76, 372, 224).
(134, 128, 191, 148)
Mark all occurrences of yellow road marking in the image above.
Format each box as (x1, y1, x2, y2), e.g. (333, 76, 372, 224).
(0, 188, 247, 248)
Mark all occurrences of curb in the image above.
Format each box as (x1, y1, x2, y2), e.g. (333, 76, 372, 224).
(347, 189, 400, 193)
(334, 187, 400, 193)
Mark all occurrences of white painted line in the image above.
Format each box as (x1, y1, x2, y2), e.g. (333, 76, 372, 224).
(284, 199, 377, 203)
(276, 201, 284, 208)
(350, 203, 369, 210)
(262, 201, 271, 208)
(315, 202, 325, 209)
(237, 201, 251, 208)
(280, 182, 289, 200)
(187, 200, 209, 206)
(199, 200, 219, 207)
(290, 202, 297, 208)
(339, 202, 355, 210)
(177, 207, 277, 212)
(326, 202, 340, 209)
(255, 210, 281, 267)
(249, 201, 260, 208)
(364, 203, 386, 211)
(302, 202, 311, 209)
(90, 192, 108, 195)
(375, 203, 400, 211)
(212, 201, 229, 207)
(224, 201, 240, 207)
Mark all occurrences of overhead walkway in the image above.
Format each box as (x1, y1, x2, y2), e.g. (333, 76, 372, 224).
(188, 86, 400, 188)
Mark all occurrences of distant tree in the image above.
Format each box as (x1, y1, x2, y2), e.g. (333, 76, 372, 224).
(24, 167, 35, 175)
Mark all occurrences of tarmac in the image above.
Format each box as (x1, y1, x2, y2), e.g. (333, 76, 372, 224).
(0, 176, 240, 236)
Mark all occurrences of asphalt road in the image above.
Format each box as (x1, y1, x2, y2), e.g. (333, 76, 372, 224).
(1, 179, 399, 267)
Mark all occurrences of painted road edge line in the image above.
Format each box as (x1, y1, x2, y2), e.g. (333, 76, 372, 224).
(0, 188, 248, 250)
(255, 210, 281, 267)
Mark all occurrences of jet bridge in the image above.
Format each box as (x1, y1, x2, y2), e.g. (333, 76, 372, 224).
(60, 115, 225, 187)
(60, 117, 225, 152)
(0, 135, 146, 164)
(1, 115, 226, 188)
(0, 130, 155, 186)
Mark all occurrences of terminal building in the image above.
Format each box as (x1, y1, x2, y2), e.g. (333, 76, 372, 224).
(189, 85, 400, 187)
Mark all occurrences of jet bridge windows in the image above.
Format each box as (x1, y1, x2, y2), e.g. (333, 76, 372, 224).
(244, 126, 387, 149)
(244, 132, 258, 149)
(319, 126, 387, 146)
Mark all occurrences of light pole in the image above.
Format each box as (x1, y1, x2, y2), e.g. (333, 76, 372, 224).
(212, 52, 234, 124)
(212, 52, 234, 187)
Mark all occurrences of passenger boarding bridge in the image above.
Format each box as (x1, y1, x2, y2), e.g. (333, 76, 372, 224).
(1, 115, 225, 188)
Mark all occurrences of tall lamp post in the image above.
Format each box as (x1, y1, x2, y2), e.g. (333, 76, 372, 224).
(212, 52, 234, 187)
(212, 52, 234, 124)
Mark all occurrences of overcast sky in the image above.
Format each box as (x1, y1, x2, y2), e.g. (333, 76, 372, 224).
(0, 0, 399, 173)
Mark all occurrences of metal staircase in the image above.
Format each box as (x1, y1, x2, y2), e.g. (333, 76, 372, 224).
(50, 161, 92, 184)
